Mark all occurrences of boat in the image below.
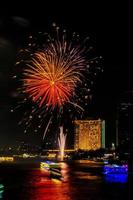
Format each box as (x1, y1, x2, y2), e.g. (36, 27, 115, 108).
(40, 160, 61, 170)
(103, 164, 128, 174)
(40, 161, 63, 180)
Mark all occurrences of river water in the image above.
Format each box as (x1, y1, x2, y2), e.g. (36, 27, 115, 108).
(0, 161, 132, 200)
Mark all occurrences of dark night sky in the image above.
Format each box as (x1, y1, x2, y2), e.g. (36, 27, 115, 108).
(0, 1, 132, 147)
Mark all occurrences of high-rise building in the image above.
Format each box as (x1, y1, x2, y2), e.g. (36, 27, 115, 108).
(116, 102, 133, 146)
(116, 91, 133, 146)
(74, 119, 105, 151)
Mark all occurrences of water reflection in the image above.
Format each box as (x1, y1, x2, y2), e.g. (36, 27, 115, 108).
(0, 184, 4, 199)
(22, 163, 72, 200)
(104, 174, 128, 183)
(0, 162, 132, 200)
(73, 171, 100, 180)
(22, 162, 103, 200)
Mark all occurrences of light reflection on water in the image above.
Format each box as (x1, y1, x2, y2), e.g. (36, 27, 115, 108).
(0, 183, 4, 199)
(0, 162, 132, 200)
(104, 174, 128, 183)
(24, 163, 72, 200)
(73, 171, 100, 180)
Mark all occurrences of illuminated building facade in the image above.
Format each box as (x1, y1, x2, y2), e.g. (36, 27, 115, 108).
(74, 119, 105, 151)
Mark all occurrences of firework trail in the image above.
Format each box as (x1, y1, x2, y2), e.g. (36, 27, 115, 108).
(43, 116, 52, 140)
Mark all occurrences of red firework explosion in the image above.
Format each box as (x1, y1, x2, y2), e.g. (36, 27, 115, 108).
(23, 39, 87, 108)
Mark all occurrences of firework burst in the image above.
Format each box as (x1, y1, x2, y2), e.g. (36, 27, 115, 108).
(11, 23, 103, 138)
(23, 41, 86, 108)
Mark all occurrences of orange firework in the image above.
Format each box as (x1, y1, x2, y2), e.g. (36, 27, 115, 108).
(12, 25, 103, 136)
(23, 36, 87, 108)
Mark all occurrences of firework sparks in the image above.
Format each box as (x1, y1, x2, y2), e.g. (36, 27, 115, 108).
(23, 36, 87, 109)
(12, 24, 103, 136)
